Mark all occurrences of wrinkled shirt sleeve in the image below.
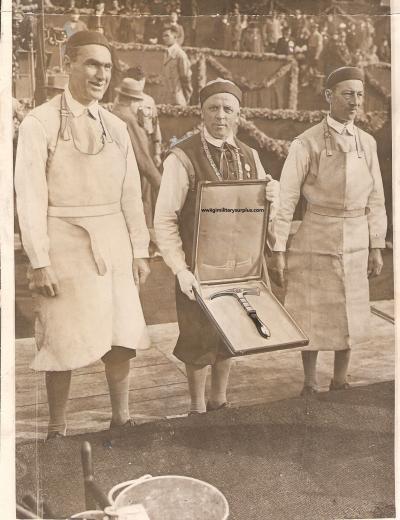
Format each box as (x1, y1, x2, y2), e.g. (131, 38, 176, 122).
(15, 115, 51, 268)
(273, 139, 310, 252)
(367, 138, 387, 248)
(121, 130, 150, 258)
(154, 153, 189, 275)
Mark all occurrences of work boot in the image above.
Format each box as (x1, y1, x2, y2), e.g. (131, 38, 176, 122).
(206, 401, 230, 412)
(329, 380, 351, 391)
(109, 418, 135, 431)
(300, 385, 319, 397)
(46, 431, 65, 441)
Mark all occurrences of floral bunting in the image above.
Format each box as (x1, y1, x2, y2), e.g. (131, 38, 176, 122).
(364, 69, 391, 102)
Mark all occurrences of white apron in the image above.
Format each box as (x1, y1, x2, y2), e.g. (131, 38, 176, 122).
(285, 120, 374, 351)
(31, 94, 150, 371)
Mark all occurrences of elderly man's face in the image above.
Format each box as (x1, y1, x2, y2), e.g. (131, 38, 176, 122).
(202, 93, 240, 140)
(66, 44, 112, 105)
(326, 79, 364, 123)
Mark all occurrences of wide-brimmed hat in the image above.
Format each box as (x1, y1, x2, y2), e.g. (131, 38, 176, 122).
(115, 78, 145, 99)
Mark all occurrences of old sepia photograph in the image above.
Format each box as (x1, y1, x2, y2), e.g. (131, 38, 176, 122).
(8, 0, 394, 518)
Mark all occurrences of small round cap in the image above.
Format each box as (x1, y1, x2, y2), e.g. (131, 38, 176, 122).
(65, 30, 111, 55)
(199, 79, 242, 105)
(326, 66, 364, 89)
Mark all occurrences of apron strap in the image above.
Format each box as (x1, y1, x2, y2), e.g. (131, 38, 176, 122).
(98, 110, 114, 144)
(354, 128, 364, 159)
(323, 119, 333, 157)
(60, 93, 71, 141)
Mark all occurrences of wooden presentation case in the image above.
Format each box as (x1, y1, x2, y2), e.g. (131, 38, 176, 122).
(192, 180, 309, 356)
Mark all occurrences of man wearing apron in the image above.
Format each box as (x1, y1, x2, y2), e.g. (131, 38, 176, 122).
(154, 79, 280, 414)
(15, 31, 151, 439)
(270, 67, 387, 396)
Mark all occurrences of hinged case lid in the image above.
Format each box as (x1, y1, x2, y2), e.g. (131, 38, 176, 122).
(191, 180, 270, 285)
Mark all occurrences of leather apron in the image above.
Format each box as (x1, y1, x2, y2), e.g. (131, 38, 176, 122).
(285, 120, 373, 350)
(31, 94, 150, 371)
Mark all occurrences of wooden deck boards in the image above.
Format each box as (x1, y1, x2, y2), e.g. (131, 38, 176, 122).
(16, 301, 395, 442)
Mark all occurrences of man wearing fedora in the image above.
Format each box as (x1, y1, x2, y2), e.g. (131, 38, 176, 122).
(154, 79, 280, 415)
(15, 31, 151, 439)
(270, 66, 387, 396)
(113, 67, 162, 251)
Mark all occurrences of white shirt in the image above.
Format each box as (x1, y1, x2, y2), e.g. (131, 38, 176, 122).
(15, 90, 149, 268)
(272, 117, 386, 252)
(64, 86, 99, 119)
(326, 114, 355, 135)
(154, 129, 269, 275)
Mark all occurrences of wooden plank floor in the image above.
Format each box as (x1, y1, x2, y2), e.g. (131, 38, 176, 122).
(16, 300, 395, 442)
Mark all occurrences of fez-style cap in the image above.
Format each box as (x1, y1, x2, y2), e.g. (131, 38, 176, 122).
(199, 78, 242, 105)
(65, 30, 111, 56)
(326, 67, 364, 89)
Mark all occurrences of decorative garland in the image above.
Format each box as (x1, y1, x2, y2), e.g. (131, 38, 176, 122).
(151, 105, 388, 134)
(197, 53, 207, 91)
(366, 62, 391, 70)
(238, 117, 290, 159)
(205, 55, 294, 92)
(113, 42, 298, 107)
(364, 69, 391, 102)
(288, 59, 299, 110)
(110, 40, 294, 63)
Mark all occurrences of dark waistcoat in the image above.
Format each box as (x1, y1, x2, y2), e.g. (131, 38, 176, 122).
(170, 131, 258, 269)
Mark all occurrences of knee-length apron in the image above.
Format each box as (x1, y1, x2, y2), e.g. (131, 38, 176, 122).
(285, 122, 374, 350)
(31, 95, 149, 371)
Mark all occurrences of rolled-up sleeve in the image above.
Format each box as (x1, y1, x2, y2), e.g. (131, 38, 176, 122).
(367, 138, 387, 248)
(15, 115, 51, 268)
(121, 131, 150, 258)
(154, 154, 189, 275)
(273, 139, 309, 252)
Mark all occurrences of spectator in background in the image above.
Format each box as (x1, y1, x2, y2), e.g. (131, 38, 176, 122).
(295, 27, 310, 87)
(161, 25, 193, 105)
(346, 22, 358, 53)
(378, 37, 390, 62)
(307, 23, 323, 75)
(276, 26, 294, 55)
(88, 1, 105, 32)
(214, 14, 232, 50)
(262, 11, 282, 52)
(322, 31, 351, 77)
(107, 0, 121, 14)
(118, 12, 137, 42)
(180, 0, 198, 45)
(241, 20, 263, 53)
(231, 4, 244, 51)
(325, 12, 338, 36)
(63, 8, 88, 38)
(358, 20, 373, 53)
(144, 17, 161, 44)
(114, 68, 163, 254)
(366, 44, 380, 65)
(169, 11, 185, 46)
(290, 9, 305, 41)
(352, 48, 366, 68)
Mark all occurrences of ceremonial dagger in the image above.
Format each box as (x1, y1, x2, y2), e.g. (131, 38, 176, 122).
(209, 288, 271, 338)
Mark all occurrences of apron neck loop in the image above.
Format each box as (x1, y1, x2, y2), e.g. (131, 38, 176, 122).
(60, 93, 71, 141)
(323, 118, 333, 157)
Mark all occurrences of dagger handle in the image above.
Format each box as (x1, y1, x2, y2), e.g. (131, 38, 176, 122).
(237, 296, 271, 338)
(238, 295, 256, 313)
